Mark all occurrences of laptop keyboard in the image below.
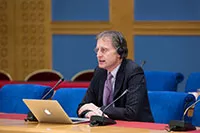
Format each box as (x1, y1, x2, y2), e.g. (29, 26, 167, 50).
(71, 119, 82, 122)
(70, 117, 89, 123)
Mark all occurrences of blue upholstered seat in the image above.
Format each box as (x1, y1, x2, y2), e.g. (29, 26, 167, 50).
(0, 84, 53, 114)
(185, 72, 200, 92)
(52, 88, 87, 117)
(145, 71, 184, 91)
(192, 96, 200, 126)
(148, 91, 195, 124)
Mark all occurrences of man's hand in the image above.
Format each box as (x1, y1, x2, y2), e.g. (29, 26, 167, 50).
(85, 111, 96, 119)
(85, 110, 109, 119)
(78, 103, 98, 115)
(78, 103, 107, 118)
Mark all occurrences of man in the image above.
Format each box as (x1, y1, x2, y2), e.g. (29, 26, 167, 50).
(77, 30, 154, 122)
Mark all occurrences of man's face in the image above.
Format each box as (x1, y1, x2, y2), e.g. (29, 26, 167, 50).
(95, 37, 122, 72)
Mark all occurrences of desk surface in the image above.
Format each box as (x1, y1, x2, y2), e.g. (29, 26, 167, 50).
(0, 113, 200, 133)
(0, 118, 164, 133)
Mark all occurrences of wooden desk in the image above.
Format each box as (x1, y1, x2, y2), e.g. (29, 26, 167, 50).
(0, 113, 199, 133)
(0, 119, 161, 133)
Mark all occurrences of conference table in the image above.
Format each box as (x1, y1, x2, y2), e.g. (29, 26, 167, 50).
(0, 113, 199, 133)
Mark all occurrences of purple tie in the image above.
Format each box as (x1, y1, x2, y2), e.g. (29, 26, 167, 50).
(103, 73, 113, 106)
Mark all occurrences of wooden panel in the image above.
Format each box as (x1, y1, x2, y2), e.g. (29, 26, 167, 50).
(0, 0, 15, 79)
(15, 0, 51, 80)
(133, 21, 200, 35)
(108, 0, 134, 59)
(51, 21, 111, 34)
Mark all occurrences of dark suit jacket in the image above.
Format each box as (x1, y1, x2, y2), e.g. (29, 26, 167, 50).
(78, 59, 154, 122)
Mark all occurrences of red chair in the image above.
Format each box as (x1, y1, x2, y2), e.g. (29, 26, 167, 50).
(0, 70, 12, 81)
(24, 69, 64, 82)
(71, 69, 94, 82)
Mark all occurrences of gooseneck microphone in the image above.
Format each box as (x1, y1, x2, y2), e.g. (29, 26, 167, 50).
(168, 99, 200, 131)
(183, 99, 200, 119)
(140, 60, 146, 68)
(24, 78, 65, 122)
(90, 89, 129, 126)
(102, 89, 129, 116)
(41, 78, 64, 99)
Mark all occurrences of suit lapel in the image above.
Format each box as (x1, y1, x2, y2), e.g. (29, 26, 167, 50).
(113, 59, 126, 98)
(98, 71, 107, 105)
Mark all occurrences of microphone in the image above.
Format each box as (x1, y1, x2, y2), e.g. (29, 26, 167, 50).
(90, 89, 129, 126)
(168, 99, 200, 131)
(24, 78, 65, 122)
(41, 78, 64, 99)
(140, 60, 146, 68)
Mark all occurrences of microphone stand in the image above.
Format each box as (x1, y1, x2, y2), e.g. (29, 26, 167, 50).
(41, 78, 64, 99)
(168, 99, 200, 131)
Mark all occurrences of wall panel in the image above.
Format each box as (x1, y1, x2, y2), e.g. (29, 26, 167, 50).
(134, 0, 200, 21)
(110, 0, 134, 59)
(133, 21, 200, 35)
(51, 21, 111, 34)
(0, 0, 15, 79)
(15, 0, 51, 80)
(134, 35, 200, 91)
(52, 0, 109, 21)
(52, 35, 97, 80)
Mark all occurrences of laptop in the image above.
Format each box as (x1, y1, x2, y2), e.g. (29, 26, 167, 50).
(23, 99, 89, 124)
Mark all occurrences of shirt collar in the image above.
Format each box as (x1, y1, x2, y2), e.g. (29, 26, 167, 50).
(108, 64, 121, 79)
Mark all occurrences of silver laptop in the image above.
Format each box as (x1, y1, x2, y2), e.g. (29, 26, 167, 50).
(23, 99, 89, 124)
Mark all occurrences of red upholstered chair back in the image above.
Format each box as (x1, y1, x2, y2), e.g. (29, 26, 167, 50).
(0, 70, 12, 81)
(71, 69, 94, 82)
(25, 69, 64, 82)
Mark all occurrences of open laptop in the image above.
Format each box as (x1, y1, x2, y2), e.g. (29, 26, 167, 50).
(23, 99, 89, 124)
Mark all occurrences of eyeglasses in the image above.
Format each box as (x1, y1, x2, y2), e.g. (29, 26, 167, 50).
(94, 47, 109, 54)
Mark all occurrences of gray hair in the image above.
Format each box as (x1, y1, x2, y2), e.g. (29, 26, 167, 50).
(96, 30, 128, 59)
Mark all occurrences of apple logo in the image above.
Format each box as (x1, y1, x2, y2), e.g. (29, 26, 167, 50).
(44, 109, 51, 115)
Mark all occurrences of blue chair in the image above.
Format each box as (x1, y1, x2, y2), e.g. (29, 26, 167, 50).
(52, 88, 87, 117)
(192, 96, 200, 126)
(185, 72, 200, 92)
(148, 91, 195, 124)
(145, 71, 184, 91)
(0, 84, 53, 114)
